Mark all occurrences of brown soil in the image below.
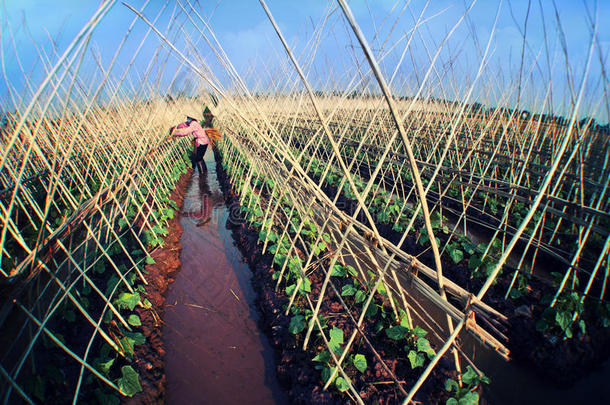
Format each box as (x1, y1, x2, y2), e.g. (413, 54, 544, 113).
(124, 168, 192, 405)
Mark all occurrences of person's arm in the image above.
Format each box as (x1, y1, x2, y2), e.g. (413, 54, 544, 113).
(172, 122, 193, 137)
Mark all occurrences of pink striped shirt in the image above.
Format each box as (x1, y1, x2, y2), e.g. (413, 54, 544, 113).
(172, 120, 209, 146)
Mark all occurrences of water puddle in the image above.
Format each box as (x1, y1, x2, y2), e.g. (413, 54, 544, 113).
(164, 153, 288, 404)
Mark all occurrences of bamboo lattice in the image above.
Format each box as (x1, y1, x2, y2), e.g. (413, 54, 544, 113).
(1, 0, 608, 404)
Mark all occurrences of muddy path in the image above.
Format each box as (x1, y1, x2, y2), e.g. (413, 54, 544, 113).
(163, 152, 288, 405)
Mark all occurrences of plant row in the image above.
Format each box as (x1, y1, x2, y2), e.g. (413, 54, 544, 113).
(18, 148, 191, 404)
(219, 142, 489, 404)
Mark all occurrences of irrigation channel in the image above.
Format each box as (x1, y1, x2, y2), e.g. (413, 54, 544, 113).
(163, 151, 288, 404)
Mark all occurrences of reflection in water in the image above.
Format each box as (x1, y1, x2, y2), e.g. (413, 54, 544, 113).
(164, 153, 288, 405)
(181, 165, 224, 228)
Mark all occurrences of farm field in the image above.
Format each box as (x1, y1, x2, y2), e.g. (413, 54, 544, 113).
(1, 1, 609, 404)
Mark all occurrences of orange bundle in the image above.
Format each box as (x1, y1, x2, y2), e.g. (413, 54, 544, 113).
(205, 128, 222, 148)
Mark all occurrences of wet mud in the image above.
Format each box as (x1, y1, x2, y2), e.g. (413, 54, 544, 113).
(163, 154, 288, 405)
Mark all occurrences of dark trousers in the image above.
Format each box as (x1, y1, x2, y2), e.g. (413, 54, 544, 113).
(193, 144, 208, 173)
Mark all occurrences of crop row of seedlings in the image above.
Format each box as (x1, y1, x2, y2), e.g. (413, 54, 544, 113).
(272, 126, 610, 381)
(215, 130, 499, 404)
(0, 102, 194, 403)
(266, 107, 608, 318)
(284, 116, 608, 279)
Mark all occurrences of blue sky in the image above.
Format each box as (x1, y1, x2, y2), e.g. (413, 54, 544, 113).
(1, 0, 608, 122)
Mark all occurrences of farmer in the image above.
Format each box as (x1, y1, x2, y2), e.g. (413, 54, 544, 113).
(169, 113, 212, 173)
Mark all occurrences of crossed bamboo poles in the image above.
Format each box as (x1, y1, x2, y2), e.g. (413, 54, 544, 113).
(0, 0, 608, 403)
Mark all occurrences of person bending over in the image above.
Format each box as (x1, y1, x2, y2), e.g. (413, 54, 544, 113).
(170, 116, 209, 173)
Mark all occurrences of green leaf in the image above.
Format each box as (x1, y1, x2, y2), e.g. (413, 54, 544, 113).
(365, 303, 378, 318)
(97, 358, 115, 375)
(355, 290, 366, 304)
(322, 366, 337, 385)
(578, 319, 586, 335)
(331, 265, 346, 277)
(141, 298, 152, 309)
(468, 255, 482, 272)
(412, 326, 428, 338)
(445, 378, 459, 392)
(449, 248, 464, 264)
(117, 366, 142, 397)
(126, 271, 137, 286)
(314, 241, 327, 256)
(446, 398, 458, 405)
(329, 326, 344, 345)
(273, 254, 287, 267)
(462, 366, 478, 386)
(95, 261, 107, 274)
(329, 326, 344, 355)
(145, 256, 155, 265)
(341, 283, 357, 297)
(115, 292, 141, 311)
(408, 350, 425, 369)
(461, 240, 476, 255)
(459, 391, 480, 405)
(335, 376, 350, 392)
(385, 325, 408, 340)
(377, 282, 387, 297)
(163, 207, 175, 220)
(555, 311, 571, 331)
(385, 325, 409, 340)
(353, 354, 367, 373)
(268, 243, 278, 254)
(285, 284, 296, 296)
(105, 275, 120, 297)
(400, 310, 411, 328)
(288, 315, 306, 334)
(313, 350, 331, 363)
(393, 222, 405, 232)
(300, 277, 312, 293)
(417, 337, 436, 358)
(485, 260, 497, 277)
(127, 315, 141, 327)
(119, 337, 136, 358)
(82, 283, 92, 296)
(125, 331, 146, 345)
(481, 373, 491, 385)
